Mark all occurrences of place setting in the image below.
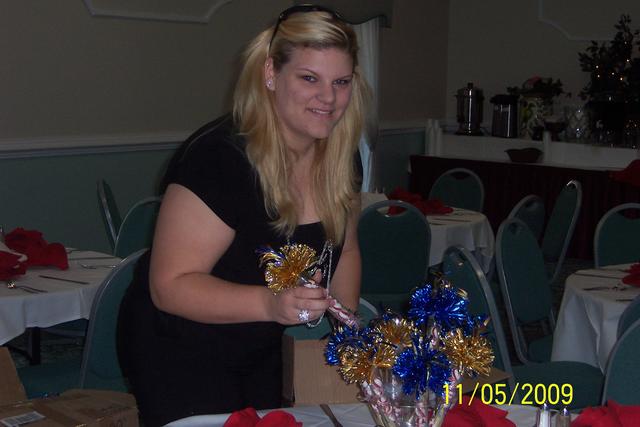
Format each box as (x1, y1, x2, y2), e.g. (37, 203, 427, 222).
(0, 226, 119, 349)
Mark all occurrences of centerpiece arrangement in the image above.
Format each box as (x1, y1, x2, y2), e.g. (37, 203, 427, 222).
(507, 76, 569, 140)
(324, 278, 493, 427)
(258, 243, 495, 427)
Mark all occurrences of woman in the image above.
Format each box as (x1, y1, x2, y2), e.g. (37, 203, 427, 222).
(118, 5, 369, 426)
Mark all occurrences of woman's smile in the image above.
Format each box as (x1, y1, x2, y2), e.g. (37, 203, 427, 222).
(267, 47, 354, 148)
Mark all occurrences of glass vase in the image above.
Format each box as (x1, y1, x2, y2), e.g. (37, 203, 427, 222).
(564, 105, 590, 142)
(519, 94, 552, 140)
(361, 368, 444, 427)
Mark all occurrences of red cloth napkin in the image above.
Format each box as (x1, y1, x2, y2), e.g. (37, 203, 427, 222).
(443, 395, 515, 427)
(4, 228, 68, 270)
(388, 188, 454, 215)
(622, 263, 640, 287)
(610, 159, 640, 188)
(572, 400, 640, 427)
(223, 407, 302, 427)
(0, 251, 27, 281)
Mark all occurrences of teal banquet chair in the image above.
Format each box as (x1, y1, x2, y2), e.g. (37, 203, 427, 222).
(540, 180, 582, 285)
(617, 295, 640, 339)
(17, 249, 146, 397)
(442, 245, 604, 409)
(442, 246, 515, 391)
(428, 167, 485, 212)
(602, 318, 640, 405)
(358, 200, 431, 312)
(594, 203, 640, 268)
(113, 196, 161, 258)
(97, 179, 122, 251)
(496, 218, 555, 364)
(507, 194, 545, 241)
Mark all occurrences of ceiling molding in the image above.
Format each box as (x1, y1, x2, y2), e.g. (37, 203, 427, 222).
(538, 0, 640, 41)
(82, 0, 233, 24)
(293, 0, 394, 27)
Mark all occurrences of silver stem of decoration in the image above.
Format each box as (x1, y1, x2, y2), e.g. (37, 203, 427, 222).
(307, 241, 333, 328)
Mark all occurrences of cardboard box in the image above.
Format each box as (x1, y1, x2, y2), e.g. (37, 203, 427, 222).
(282, 335, 361, 406)
(0, 347, 138, 427)
(282, 336, 510, 406)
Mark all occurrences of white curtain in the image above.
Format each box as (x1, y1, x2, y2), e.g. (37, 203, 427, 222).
(354, 19, 380, 192)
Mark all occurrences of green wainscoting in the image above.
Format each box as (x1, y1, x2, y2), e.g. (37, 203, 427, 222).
(0, 127, 425, 253)
(0, 148, 175, 253)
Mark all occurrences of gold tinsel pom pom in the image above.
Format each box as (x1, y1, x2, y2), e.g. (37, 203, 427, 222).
(371, 316, 417, 349)
(372, 343, 397, 370)
(258, 244, 317, 294)
(338, 347, 374, 384)
(442, 329, 494, 377)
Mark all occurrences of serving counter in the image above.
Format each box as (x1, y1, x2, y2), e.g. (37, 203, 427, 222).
(409, 151, 640, 259)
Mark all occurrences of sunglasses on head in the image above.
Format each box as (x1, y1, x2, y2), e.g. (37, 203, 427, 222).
(269, 4, 343, 49)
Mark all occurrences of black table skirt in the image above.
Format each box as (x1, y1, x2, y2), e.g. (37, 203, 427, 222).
(409, 155, 640, 260)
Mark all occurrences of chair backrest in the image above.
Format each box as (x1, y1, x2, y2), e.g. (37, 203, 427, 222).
(97, 179, 122, 250)
(496, 218, 554, 364)
(79, 249, 146, 391)
(428, 167, 485, 212)
(114, 196, 161, 258)
(285, 297, 379, 340)
(602, 318, 640, 405)
(541, 180, 582, 284)
(594, 203, 640, 268)
(358, 200, 430, 295)
(617, 295, 640, 339)
(507, 194, 545, 241)
(442, 246, 515, 390)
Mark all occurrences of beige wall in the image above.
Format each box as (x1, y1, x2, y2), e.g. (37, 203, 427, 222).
(379, 0, 449, 125)
(446, 0, 640, 123)
(1, 0, 289, 139)
(7, 1, 636, 140)
(1, 0, 448, 141)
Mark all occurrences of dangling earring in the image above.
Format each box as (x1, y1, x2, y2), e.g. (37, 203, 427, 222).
(266, 79, 273, 89)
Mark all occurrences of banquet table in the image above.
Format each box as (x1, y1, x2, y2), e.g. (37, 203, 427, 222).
(426, 207, 494, 272)
(551, 264, 640, 371)
(0, 250, 120, 363)
(165, 402, 553, 427)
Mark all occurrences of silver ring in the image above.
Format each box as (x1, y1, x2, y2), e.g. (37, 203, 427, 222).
(297, 309, 310, 323)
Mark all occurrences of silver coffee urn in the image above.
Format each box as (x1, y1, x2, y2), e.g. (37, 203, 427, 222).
(455, 82, 484, 136)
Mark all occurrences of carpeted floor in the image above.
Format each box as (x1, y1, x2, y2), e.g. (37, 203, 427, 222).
(7, 331, 85, 369)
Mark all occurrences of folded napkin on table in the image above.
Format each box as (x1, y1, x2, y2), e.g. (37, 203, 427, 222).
(610, 159, 640, 188)
(622, 263, 640, 287)
(572, 400, 640, 427)
(4, 227, 68, 270)
(223, 407, 302, 427)
(443, 395, 515, 427)
(0, 251, 27, 281)
(388, 188, 454, 216)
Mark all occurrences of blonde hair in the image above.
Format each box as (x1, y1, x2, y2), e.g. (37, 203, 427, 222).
(233, 10, 369, 245)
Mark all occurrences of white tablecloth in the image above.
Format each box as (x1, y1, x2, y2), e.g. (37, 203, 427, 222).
(0, 250, 120, 344)
(551, 264, 639, 371)
(166, 402, 548, 427)
(427, 208, 494, 272)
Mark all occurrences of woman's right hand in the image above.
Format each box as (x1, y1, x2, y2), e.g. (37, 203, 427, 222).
(266, 272, 332, 325)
